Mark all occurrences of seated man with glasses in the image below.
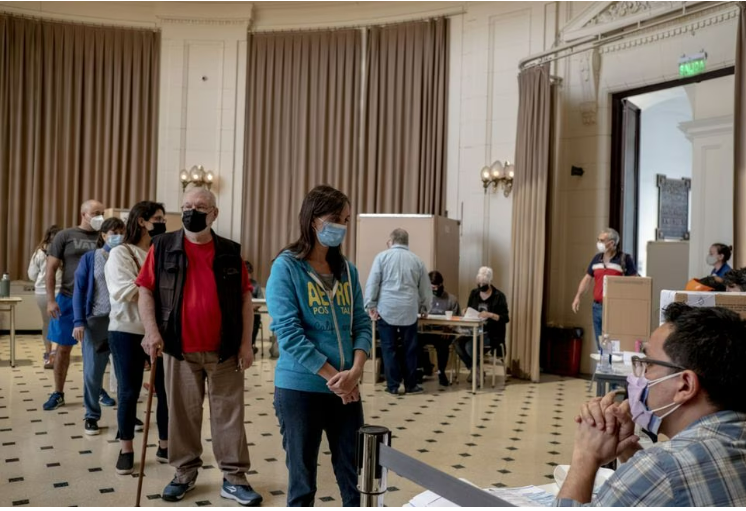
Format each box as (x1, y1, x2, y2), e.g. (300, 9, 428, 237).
(556, 302, 746, 506)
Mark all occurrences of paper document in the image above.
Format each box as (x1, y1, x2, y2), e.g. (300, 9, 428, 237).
(462, 307, 480, 320)
(485, 485, 557, 507)
(407, 484, 556, 507)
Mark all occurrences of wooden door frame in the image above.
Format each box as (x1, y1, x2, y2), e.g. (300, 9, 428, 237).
(609, 66, 735, 242)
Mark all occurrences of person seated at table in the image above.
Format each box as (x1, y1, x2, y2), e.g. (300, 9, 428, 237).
(418, 271, 461, 387)
(454, 267, 509, 384)
(724, 267, 746, 293)
(707, 243, 733, 279)
(245, 260, 264, 354)
(556, 303, 746, 506)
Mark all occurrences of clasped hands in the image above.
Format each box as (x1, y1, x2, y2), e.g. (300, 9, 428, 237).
(571, 390, 642, 468)
(327, 368, 361, 405)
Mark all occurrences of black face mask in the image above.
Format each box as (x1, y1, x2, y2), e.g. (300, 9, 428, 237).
(182, 209, 209, 233)
(433, 285, 445, 297)
(148, 222, 167, 238)
(479, 284, 490, 293)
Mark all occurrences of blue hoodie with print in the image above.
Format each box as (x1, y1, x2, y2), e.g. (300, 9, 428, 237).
(266, 251, 372, 394)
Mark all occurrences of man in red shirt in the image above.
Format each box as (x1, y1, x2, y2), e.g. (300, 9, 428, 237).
(571, 227, 637, 351)
(136, 188, 262, 506)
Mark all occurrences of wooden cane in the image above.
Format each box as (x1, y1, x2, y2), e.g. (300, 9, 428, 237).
(135, 354, 158, 507)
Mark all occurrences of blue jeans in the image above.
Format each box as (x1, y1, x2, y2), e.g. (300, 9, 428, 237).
(454, 333, 492, 370)
(109, 331, 168, 441)
(592, 302, 603, 351)
(82, 329, 110, 420)
(377, 319, 419, 391)
(274, 387, 363, 507)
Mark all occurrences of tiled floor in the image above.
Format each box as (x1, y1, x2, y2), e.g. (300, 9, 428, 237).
(0, 334, 594, 507)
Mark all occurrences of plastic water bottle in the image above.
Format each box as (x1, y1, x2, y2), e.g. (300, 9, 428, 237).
(0, 273, 10, 298)
(599, 334, 611, 371)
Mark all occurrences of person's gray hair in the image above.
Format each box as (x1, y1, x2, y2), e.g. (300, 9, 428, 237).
(601, 227, 620, 248)
(390, 228, 409, 246)
(183, 187, 217, 208)
(477, 266, 493, 284)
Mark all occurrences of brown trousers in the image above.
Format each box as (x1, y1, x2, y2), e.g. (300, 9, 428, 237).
(163, 351, 251, 485)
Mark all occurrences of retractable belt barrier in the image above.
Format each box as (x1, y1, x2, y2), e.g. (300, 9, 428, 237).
(356, 425, 514, 507)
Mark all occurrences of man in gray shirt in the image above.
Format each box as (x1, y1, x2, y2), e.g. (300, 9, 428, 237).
(419, 270, 460, 387)
(43, 199, 105, 411)
(365, 228, 430, 395)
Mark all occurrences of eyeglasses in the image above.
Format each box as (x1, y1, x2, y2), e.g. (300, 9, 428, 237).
(631, 356, 685, 377)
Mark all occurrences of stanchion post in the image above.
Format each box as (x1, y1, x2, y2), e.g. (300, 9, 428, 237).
(357, 425, 391, 507)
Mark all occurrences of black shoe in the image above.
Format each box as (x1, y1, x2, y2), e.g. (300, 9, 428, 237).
(406, 385, 424, 394)
(116, 451, 134, 475)
(162, 477, 196, 501)
(84, 419, 100, 436)
(384, 388, 400, 396)
(438, 374, 451, 387)
(156, 447, 168, 464)
(134, 418, 144, 432)
(252, 346, 258, 355)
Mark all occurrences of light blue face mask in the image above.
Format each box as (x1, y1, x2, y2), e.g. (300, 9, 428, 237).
(107, 234, 124, 248)
(316, 221, 347, 248)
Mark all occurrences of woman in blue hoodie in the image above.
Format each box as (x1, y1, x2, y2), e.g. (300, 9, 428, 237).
(72, 217, 125, 435)
(267, 185, 372, 507)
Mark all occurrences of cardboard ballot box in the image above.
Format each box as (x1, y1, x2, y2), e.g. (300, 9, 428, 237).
(603, 277, 652, 352)
(659, 290, 746, 324)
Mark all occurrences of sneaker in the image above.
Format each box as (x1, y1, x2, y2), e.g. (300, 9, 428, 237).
(405, 385, 424, 394)
(134, 418, 144, 432)
(84, 419, 100, 436)
(384, 388, 400, 396)
(43, 392, 65, 411)
(45, 351, 55, 369)
(221, 479, 263, 507)
(438, 374, 451, 387)
(162, 477, 196, 502)
(99, 390, 116, 407)
(156, 447, 168, 464)
(115, 451, 134, 475)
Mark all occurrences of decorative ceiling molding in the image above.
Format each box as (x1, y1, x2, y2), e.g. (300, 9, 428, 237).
(679, 115, 733, 141)
(579, 49, 601, 126)
(599, 7, 738, 54)
(561, 1, 698, 43)
(155, 16, 252, 26)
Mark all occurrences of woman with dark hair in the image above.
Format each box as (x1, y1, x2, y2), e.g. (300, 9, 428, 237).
(708, 243, 733, 278)
(266, 185, 371, 507)
(28, 224, 63, 368)
(105, 201, 168, 475)
(72, 217, 125, 435)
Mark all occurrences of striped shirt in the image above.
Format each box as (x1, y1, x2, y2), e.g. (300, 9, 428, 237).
(556, 410, 746, 506)
(586, 252, 636, 303)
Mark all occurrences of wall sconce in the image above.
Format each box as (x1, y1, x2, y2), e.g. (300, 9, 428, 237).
(480, 160, 514, 197)
(180, 165, 215, 191)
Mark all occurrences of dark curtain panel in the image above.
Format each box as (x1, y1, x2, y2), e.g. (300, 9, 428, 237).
(241, 29, 363, 282)
(734, 2, 746, 267)
(241, 19, 449, 283)
(363, 18, 449, 216)
(508, 63, 551, 382)
(0, 14, 160, 279)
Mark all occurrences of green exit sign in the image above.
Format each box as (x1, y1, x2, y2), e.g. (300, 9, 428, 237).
(679, 51, 707, 78)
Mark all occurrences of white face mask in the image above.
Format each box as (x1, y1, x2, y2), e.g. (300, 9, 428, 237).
(597, 241, 607, 253)
(706, 255, 718, 266)
(90, 215, 105, 231)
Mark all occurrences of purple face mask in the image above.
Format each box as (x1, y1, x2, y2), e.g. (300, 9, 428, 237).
(626, 372, 683, 435)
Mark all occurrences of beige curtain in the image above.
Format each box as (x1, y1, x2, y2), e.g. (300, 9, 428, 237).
(735, 2, 746, 268)
(0, 14, 160, 279)
(363, 18, 448, 215)
(508, 64, 551, 382)
(241, 30, 362, 282)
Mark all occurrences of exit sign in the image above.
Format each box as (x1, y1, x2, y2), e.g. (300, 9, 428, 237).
(679, 51, 707, 77)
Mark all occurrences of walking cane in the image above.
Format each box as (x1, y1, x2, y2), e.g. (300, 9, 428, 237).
(135, 354, 158, 507)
